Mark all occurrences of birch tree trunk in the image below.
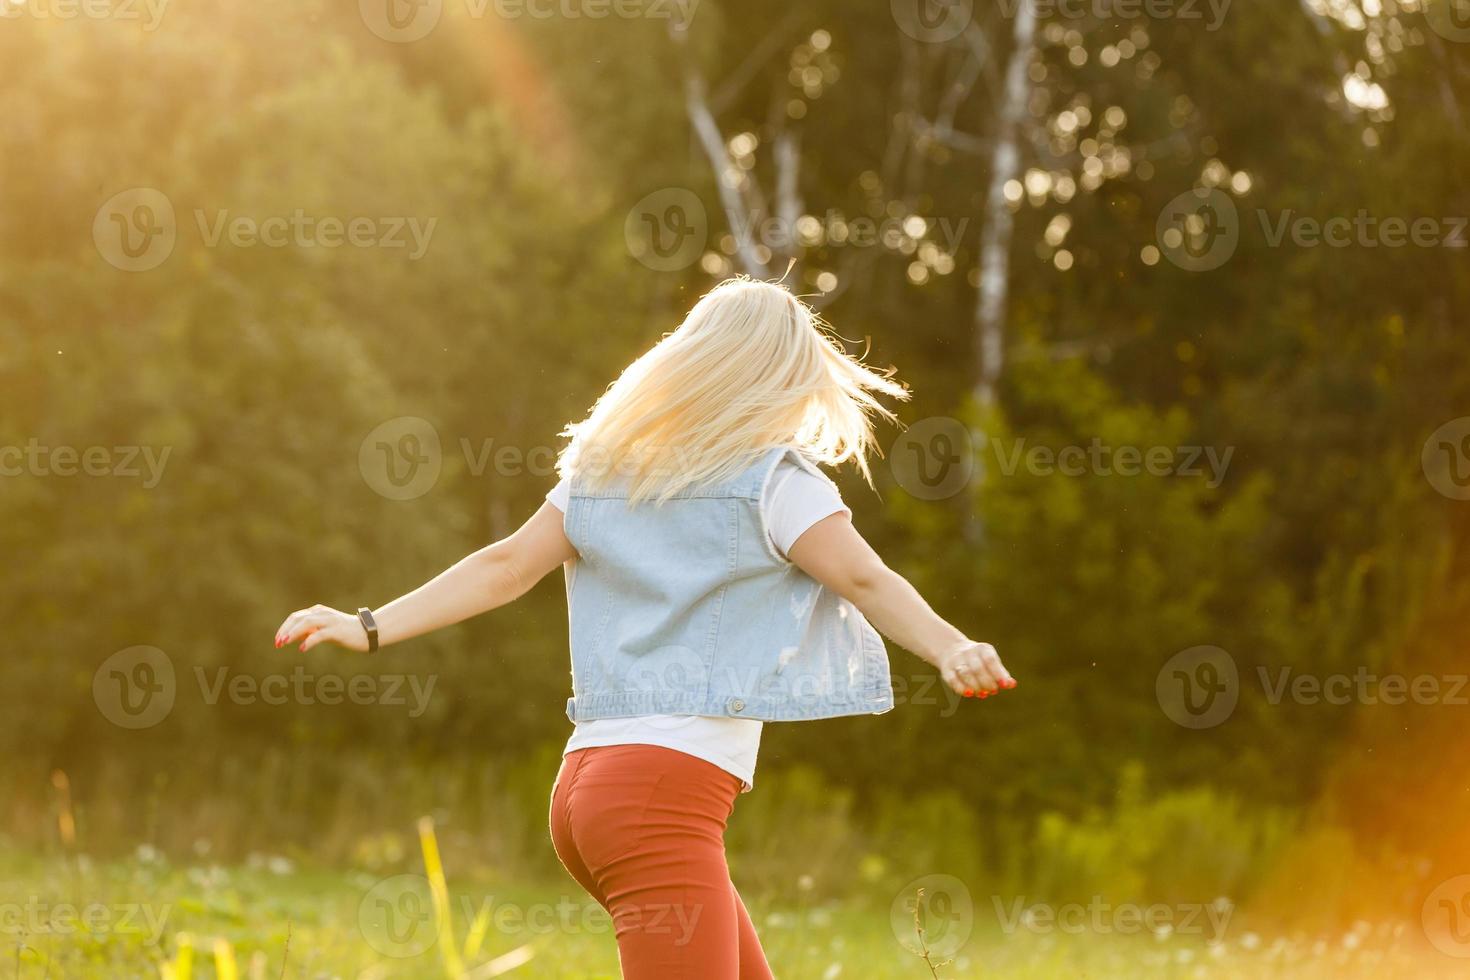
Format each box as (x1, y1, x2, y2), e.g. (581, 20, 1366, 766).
(671, 23, 771, 278)
(973, 0, 1036, 408)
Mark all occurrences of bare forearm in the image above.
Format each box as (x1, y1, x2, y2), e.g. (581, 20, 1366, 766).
(371, 545, 526, 648)
(277, 502, 575, 655)
(787, 513, 1014, 697)
(847, 566, 970, 667)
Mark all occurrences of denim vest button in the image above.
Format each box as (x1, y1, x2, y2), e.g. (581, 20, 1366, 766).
(730, 698, 746, 713)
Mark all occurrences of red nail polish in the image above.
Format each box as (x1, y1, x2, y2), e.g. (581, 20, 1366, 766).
(964, 688, 974, 698)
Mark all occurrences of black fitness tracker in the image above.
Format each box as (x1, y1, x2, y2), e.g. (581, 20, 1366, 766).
(356, 607, 379, 653)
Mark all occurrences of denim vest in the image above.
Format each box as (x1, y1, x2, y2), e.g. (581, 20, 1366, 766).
(562, 447, 894, 722)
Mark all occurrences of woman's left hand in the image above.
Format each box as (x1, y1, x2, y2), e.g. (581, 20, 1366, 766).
(274, 604, 370, 652)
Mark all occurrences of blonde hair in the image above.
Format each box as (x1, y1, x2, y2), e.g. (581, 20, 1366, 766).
(557, 278, 909, 504)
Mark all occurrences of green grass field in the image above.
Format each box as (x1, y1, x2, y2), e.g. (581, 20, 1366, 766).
(1, 845, 1459, 979)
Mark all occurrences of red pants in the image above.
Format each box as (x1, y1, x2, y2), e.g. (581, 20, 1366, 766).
(549, 744, 774, 979)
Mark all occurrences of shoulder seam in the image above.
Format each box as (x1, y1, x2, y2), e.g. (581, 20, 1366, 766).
(755, 448, 796, 565)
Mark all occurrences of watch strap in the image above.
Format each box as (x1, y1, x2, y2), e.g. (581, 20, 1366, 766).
(356, 607, 379, 653)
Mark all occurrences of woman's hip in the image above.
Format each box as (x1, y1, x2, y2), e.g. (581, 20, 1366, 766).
(551, 744, 741, 866)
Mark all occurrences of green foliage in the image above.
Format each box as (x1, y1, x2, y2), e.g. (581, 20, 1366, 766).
(0, 845, 1447, 979)
(1028, 763, 1295, 908)
(2, 0, 1467, 947)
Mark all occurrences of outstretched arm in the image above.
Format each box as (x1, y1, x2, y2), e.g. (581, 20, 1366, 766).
(787, 513, 1015, 698)
(274, 502, 576, 653)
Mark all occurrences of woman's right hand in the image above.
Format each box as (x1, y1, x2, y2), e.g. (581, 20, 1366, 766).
(274, 605, 370, 653)
(936, 641, 1016, 699)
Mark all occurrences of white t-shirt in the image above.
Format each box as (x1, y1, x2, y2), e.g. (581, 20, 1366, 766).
(547, 459, 848, 790)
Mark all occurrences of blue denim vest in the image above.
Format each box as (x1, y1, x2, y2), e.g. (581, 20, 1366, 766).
(562, 447, 894, 722)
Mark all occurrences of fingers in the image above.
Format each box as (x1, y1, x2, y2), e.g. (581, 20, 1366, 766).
(943, 660, 995, 697)
(275, 606, 312, 647)
(977, 643, 1016, 690)
(300, 626, 339, 653)
(276, 618, 312, 649)
(972, 665, 1001, 696)
(275, 605, 365, 653)
(941, 664, 968, 697)
(276, 607, 333, 649)
(943, 643, 1018, 702)
(276, 614, 304, 648)
(956, 649, 998, 695)
(958, 659, 996, 695)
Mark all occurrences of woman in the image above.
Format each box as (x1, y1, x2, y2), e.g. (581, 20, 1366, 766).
(273, 278, 1016, 979)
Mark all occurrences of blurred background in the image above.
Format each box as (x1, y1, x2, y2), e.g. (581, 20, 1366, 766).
(3, 0, 1470, 975)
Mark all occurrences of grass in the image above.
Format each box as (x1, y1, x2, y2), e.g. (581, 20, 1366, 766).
(0, 838, 1459, 980)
